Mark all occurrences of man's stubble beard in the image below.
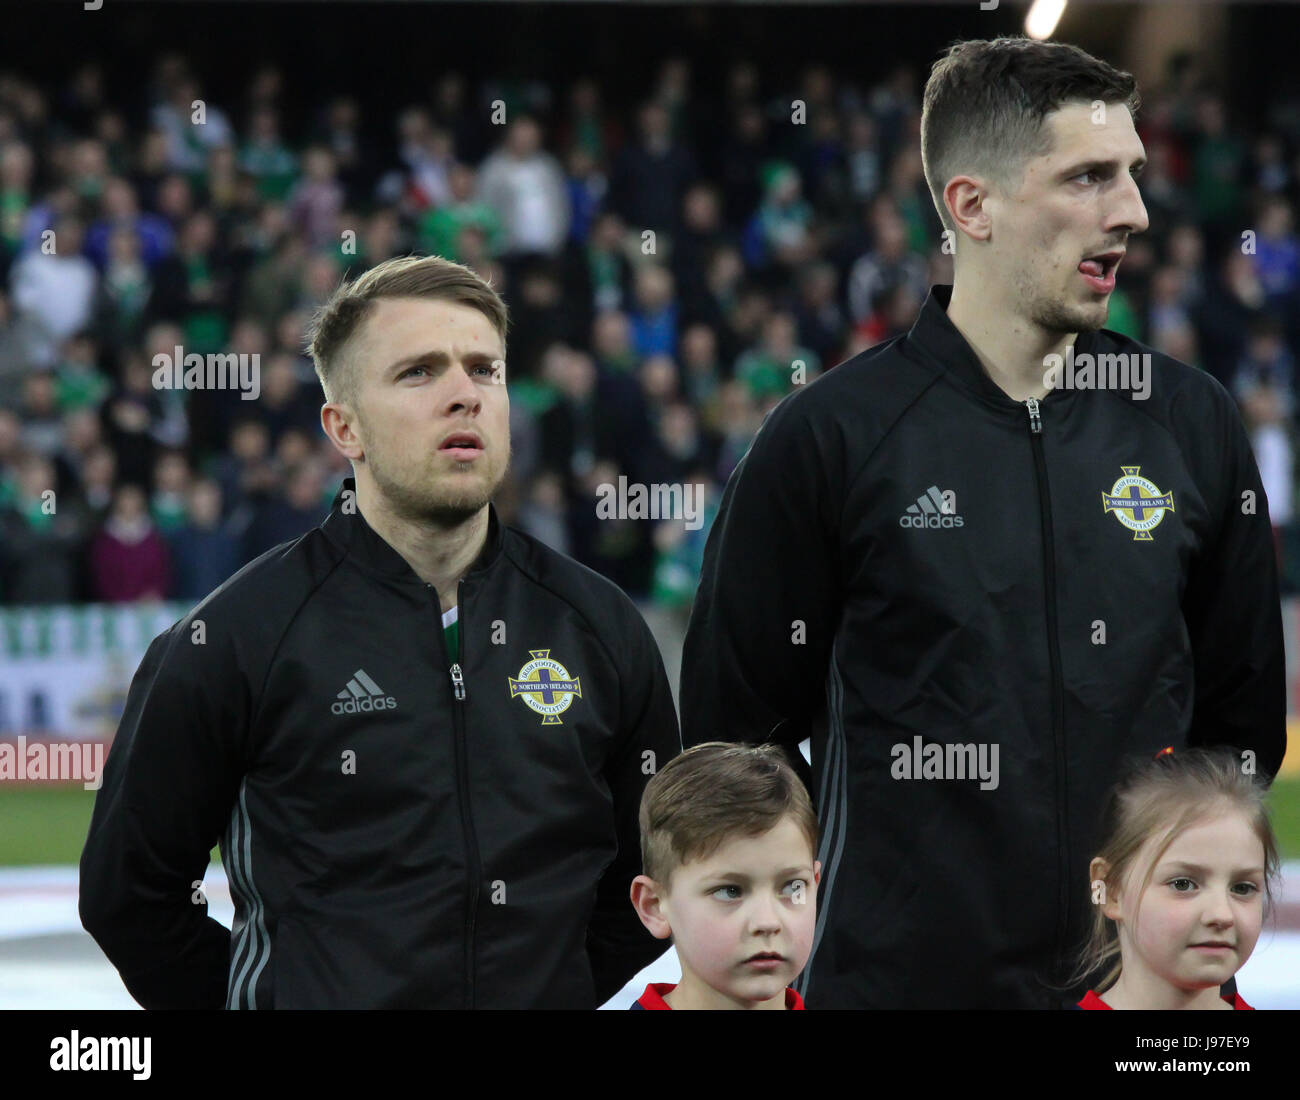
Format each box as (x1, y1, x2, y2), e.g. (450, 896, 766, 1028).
(363, 423, 512, 526)
(1019, 263, 1107, 336)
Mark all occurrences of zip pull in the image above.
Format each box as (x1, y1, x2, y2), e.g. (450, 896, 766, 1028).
(1026, 397, 1042, 434)
(450, 663, 466, 701)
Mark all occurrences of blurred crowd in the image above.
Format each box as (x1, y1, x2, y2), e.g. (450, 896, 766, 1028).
(3, 51, 1300, 614)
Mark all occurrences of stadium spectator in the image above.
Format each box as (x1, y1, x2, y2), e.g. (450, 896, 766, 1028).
(846, 206, 928, 323)
(166, 476, 241, 601)
(670, 183, 730, 313)
(288, 146, 344, 248)
(18, 370, 64, 457)
(88, 482, 170, 602)
(628, 264, 678, 359)
(416, 161, 502, 263)
(576, 209, 633, 316)
(0, 410, 23, 503)
(389, 107, 455, 213)
(150, 449, 191, 533)
(239, 106, 297, 201)
(733, 310, 820, 401)
(564, 145, 607, 247)
(1254, 195, 1300, 333)
(149, 73, 233, 175)
(715, 102, 770, 227)
(477, 115, 569, 258)
(94, 224, 153, 350)
(678, 322, 723, 426)
(841, 111, 885, 210)
(8, 212, 98, 368)
(312, 96, 375, 208)
(239, 459, 329, 563)
(608, 100, 697, 240)
(0, 452, 83, 604)
(1198, 246, 1268, 388)
(1251, 132, 1291, 195)
(744, 161, 815, 271)
(54, 406, 103, 496)
(147, 209, 229, 353)
(0, 141, 34, 267)
(84, 176, 174, 271)
(76, 445, 117, 525)
(1191, 93, 1246, 233)
(792, 260, 848, 365)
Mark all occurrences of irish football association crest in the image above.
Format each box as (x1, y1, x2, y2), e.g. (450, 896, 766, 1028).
(508, 650, 583, 725)
(1101, 466, 1175, 541)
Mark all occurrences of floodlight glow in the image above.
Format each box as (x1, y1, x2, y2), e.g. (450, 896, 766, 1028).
(1025, 0, 1067, 40)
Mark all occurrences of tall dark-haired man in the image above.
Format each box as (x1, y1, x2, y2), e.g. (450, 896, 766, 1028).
(681, 36, 1285, 1008)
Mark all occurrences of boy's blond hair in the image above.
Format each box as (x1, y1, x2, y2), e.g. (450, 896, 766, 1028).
(639, 742, 819, 888)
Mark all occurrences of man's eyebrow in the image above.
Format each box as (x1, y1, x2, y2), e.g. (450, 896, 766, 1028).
(1062, 155, 1148, 178)
(383, 349, 502, 375)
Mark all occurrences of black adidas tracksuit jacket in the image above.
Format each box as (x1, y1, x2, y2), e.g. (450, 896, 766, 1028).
(80, 482, 681, 1008)
(681, 283, 1286, 1009)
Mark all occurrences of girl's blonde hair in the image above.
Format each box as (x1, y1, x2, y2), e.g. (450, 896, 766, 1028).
(1066, 746, 1280, 995)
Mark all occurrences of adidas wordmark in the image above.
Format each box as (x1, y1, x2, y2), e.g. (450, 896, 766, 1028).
(899, 485, 964, 529)
(331, 669, 399, 715)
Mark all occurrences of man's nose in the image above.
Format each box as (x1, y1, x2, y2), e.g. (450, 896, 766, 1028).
(1111, 174, 1149, 236)
(442, 365, 482, 416)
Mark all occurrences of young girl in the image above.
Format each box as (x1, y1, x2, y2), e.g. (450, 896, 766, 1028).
(1071, 746, 1281, 1010)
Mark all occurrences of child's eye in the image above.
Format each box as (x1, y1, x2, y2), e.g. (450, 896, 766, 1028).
(781, 878, 809, 897)
(710, 885, 742, 901)
(1168, 877, 1196, 892)
(1232, 882, 1261, 897)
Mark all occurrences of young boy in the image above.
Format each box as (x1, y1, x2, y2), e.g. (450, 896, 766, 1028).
(628, 741, 821, 1009)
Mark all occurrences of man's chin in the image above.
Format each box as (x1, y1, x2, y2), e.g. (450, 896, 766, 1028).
(417, 483, 494, 523)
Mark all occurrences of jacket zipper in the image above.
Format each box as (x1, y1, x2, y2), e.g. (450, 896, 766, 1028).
(1024, 398, 1071, 969)
(432, 581, 482, 1010)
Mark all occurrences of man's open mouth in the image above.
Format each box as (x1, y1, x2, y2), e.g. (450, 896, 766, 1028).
(440, 432, 484, 456)
(1078, 251, 1124, 279)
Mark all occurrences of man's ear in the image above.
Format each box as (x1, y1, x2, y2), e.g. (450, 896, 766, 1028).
(321, 401, 364, 461)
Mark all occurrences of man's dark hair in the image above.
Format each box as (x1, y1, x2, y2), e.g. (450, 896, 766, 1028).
(921, 36, 1140, 235)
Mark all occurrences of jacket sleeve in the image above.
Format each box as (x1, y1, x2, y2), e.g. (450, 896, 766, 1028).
(679, 394, 843, 763)
(1182, 385, 1287, 781)
(586, 606, 682, 1005)
(79, 614, 249, 1008)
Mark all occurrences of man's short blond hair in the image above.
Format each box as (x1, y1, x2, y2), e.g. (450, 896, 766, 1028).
(304, 254, 509, 406)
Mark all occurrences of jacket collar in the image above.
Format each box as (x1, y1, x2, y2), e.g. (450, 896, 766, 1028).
(908, 283, 1102, 408)
(320, 477, 505, 584)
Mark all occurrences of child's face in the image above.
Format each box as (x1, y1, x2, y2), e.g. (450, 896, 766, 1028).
(655, 817, 820, 1008)
(1107, 810, 1266, 995)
